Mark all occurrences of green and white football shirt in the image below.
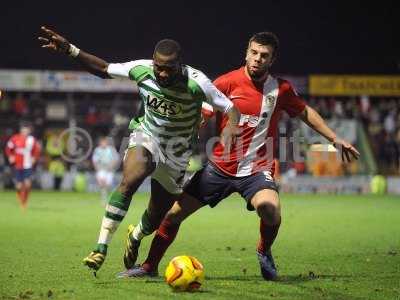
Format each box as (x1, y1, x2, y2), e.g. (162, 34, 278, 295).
(107, 60, 233, 169)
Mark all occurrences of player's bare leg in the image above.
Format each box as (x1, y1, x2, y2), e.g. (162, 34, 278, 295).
(118, 193, 204, 278)
(251, 189, 281, 280)
(15, 181, 25, 210)
(21, 178, 32, 209)
(83, 146, 156, 271)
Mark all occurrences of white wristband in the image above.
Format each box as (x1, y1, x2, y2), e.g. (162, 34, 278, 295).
(68, 44, 80, 58)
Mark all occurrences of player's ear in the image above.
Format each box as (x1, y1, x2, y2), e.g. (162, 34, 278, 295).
(245, 48, 251, 61)
(269, 56, 276, 66)
(268, 48, 276, 66)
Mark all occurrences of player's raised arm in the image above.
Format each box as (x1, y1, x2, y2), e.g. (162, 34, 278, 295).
(299, 105, 360, 163)
(38, 26, 111, 79)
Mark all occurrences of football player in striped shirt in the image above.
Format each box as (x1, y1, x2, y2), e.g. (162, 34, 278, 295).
(5, 122, 41, 210)
(120, 32, 360, 280)
(39, 26, 240, 272)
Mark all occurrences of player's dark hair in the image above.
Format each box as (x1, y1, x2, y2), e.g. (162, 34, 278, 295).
(154, 39, 181, 60)
(248, 32, 279, 58)
(19, 120, 32, 129)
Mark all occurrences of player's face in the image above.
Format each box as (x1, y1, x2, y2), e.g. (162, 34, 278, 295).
(99, 139, 108, 148)
(20, 126, 31, 136)
(153, 52, 181, 88)
(245, 42, 274, 81)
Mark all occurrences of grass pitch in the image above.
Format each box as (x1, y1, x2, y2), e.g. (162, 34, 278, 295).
(0, 191, 399, 300)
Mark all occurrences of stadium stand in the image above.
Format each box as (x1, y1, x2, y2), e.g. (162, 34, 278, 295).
(1, 72, 399, 192)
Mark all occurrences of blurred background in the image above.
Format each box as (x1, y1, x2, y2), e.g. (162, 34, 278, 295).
(0, 1, 399, 194)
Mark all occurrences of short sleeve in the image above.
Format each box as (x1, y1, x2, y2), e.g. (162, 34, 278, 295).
(190, 71, 233, 113)
(213, 74, 231, 95)
(92, 148, 99, 164)
(107, 59, 151, 81)
(201, 102, 214, 118)
(279, 79, 306, 118)
(107, 61, 137, 79)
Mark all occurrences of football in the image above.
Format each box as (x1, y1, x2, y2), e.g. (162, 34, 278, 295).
(165, 255, 205, 292)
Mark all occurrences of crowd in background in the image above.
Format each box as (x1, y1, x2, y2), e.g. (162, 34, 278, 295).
(308, 96, 400, 174)
(1, 92, 399, 189)
(0, 92, 137, 189)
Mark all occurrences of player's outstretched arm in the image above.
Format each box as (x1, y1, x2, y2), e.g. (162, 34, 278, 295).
(299, 105, 360, 163)
(38, 26, 111, 79)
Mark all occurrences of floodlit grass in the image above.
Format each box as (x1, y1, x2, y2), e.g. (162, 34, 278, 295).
(0, 191, 399, 299)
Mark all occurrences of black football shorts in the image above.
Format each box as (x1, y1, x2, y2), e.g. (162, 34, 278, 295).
(184, 162, 278, 211)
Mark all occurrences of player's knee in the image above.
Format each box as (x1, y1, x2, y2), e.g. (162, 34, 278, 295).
(121, 167, 152, 195)
(256, 201, 280, 225)
(119, 176, 137, 197)
(119, 177, 130, 192)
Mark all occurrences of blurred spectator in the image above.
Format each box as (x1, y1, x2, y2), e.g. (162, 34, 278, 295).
(396, 129, 400, 174)
(13, 93, 28, 116)
(333, 100, 344, 118)
(360, 95, 370, 116)
(48, 158, 65, 190)
(46, 132, 64, 158)
(86, 105, 98, 126)
(381, 133, 399, 173)
(0, 93, 11, 113)
(384, 111, 396, 135)
(113, 112, 129, 127)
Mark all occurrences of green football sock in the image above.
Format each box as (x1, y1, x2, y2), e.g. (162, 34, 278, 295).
(95, 243, 108, 255)
(97, 190, 131, 247)
(132, 209, 157, 240)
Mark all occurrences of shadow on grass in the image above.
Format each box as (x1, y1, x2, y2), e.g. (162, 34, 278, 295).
(276, 273, 352, 284)
(169, 289, 214, 295)
(92, 278, 214, 295)
(93, 278, 164, 285)
(204, 273, 355, 284)
(205, 275, 267, 281)
(205, 275, 314, 283)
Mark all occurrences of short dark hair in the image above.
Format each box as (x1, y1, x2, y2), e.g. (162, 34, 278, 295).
(154, 39, 181, 59)
(19, 120, 32, 129)
(248, 32, 279, 58)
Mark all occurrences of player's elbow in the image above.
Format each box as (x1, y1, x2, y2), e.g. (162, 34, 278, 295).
(301, 106, 318, 123)
(88, 64, 111, 79)
(96, 68, 111, 79)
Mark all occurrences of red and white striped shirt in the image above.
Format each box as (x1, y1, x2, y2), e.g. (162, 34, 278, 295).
(203, 67, 306, 177)
(5, 134, 41, 169)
